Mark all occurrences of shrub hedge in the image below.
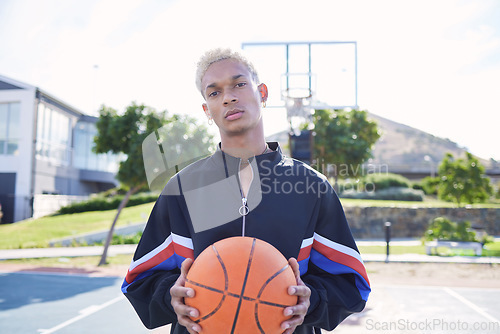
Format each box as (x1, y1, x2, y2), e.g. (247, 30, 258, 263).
(340, 187, 424, 201)
(56, 193, 158, 215)
(361, 173, 412, 191)
(420, 176, 439, 195)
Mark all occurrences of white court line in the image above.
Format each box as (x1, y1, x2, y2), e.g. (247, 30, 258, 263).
(443, 287, 500, 323)
(37, 295, 125, 334)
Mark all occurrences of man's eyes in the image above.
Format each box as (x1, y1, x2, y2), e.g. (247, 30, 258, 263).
(207, 83, 246, 97)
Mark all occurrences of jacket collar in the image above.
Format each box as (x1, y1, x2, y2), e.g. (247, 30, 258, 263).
(212, 142, 283, 177)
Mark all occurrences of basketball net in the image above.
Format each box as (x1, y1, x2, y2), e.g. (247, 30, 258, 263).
(283, 90, 313, 135)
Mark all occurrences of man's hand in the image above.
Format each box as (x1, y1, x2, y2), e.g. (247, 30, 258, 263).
(281, 257, 311, 334)
(170, 258, 201, 333)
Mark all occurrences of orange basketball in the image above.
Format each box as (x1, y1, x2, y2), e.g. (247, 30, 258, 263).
(185, 236, 298, 334)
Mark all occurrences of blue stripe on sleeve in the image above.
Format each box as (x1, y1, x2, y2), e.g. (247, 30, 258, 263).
(310, 249, 370, 301)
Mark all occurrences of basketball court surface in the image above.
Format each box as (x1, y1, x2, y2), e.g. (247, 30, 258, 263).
(1, 269, 499, 333)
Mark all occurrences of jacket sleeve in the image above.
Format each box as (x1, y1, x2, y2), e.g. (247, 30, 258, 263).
(301, 179, 371, 331)
(121, 185, 194, 329)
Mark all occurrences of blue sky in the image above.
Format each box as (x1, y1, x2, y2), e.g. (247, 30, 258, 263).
(1, 0, 499, 160)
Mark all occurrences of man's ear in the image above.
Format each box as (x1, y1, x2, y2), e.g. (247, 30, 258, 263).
(258, 83, 268, 103)
(202, 104, 210, 118)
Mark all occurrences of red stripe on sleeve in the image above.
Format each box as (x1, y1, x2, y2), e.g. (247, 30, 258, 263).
(173, 242, 194, 260)
(313, 240, 370, 286)
(297, 244, 312, 262)
(125, 243, 175, 284)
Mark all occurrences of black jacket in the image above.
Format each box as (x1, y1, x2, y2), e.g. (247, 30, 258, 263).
(122, 142, 370, 333)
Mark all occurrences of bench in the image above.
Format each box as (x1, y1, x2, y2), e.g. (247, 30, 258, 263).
(426, 240, 483, 256)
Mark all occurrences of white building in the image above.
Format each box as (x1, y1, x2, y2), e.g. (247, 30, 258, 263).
(0, 74, 119, 223)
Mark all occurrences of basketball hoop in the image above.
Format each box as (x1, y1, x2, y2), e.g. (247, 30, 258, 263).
(281, 89, 314, 134)
(280, 73, 316, 133)
(282, 88, 313, 116)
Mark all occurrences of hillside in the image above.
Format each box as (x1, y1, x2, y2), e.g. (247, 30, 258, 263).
(366, 113, 472, 166)
(266, 112, 485, 168)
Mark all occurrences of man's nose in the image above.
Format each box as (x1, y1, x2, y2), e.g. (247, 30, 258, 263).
(223, 91, 238, 105)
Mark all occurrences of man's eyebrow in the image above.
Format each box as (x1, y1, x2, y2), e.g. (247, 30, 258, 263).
(231, 74, 245, 81)
(205, 74, 247, 91)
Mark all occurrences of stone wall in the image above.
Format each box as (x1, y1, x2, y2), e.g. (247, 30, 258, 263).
(344, 206, 500, 239)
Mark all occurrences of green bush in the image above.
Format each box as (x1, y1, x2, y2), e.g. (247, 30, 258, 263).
(56, 193, 158, 215)
(341, 187, 424, 201)
(99, 186, 129, 198)
(423, 217, 493, 244)
(412, 183, 423, 191)
(361, 173, 411, 191)
(111, 231, 143, 245)
(420, 176, 439, 195)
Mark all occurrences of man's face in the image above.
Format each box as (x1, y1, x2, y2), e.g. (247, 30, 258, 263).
(201, 59, 266, 138)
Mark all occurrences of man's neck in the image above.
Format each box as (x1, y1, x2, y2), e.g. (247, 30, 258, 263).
(220, 134, 267, 161)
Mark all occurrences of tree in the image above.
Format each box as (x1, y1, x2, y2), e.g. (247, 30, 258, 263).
(311, 109, 380, 190)
(438, 152, 493, 206)
(94, 102, 214, 265)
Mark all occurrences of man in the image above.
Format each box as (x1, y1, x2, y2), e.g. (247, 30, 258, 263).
(122, 48, 370, 334)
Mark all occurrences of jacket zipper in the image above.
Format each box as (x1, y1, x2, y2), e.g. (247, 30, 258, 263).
(238, 159, 253, 237)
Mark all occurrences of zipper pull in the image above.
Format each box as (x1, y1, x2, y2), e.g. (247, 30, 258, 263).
(239, 197, 249, 216)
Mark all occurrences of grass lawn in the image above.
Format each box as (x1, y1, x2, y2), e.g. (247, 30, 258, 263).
(340, 198, 500, 208)
(358, 245, 427, 255)
(358, 241, 500, 257)
(484, 242, 500, 257)
(0, 202, 155, 249)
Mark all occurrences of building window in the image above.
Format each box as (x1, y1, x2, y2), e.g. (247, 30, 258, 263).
(73, 120, 121, 172)
(35, 103, 71, 165)
(0, 102, 20, 155)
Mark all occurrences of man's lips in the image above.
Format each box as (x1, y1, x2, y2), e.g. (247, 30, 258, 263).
(225, 109, 244, 120)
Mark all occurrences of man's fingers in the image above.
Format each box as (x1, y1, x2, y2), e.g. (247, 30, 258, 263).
(181, 257, 193, 276)
(288, 258, 301, 278)
(282, 259, 310, 332)
(171, 285, 195, 298)
(170, 258, 199, 332)
(281, 314, 305, 333)
(283, 302, 308, 317)
(288, 285, 311, 297)
(177, 315, 201, 334)
(172, 300, 199, 318)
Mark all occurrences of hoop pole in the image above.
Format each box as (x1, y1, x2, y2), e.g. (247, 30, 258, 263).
(286, 45, 290, 91)
(355, 42, 358, 109)
(308, 44, 312, 92)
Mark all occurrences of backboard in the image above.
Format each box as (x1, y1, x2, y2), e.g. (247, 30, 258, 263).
(241, 41, 358, 110)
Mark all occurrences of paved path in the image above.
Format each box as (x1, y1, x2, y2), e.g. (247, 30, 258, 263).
(2, 240, 500, 264)
(0, 245, 136, 260)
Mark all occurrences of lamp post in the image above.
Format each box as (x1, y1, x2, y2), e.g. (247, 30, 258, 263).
(424, 155, 435, 178)
(385, 221, 391, 263)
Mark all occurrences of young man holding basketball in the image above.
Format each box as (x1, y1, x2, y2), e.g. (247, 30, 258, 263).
(122, 48, 370, 333)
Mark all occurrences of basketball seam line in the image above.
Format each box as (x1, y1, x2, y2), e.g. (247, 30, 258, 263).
(230, 238, 256, 334)
(185, 279, 227, 324)
(185, 280, 292, 308)
(188, 244, 230, 324)
(255, 264, 292, 333)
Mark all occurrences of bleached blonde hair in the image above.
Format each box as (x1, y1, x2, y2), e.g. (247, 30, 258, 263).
(195, 48, 260, 98)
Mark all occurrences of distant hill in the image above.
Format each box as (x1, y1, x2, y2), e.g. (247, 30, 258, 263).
(366, 113, 475, 167)
(266, 112, 488, 169)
